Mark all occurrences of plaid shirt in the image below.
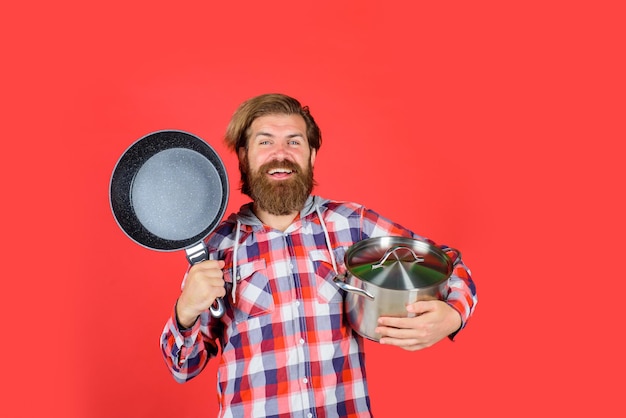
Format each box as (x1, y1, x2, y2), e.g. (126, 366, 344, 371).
(160, 196, 477, 418)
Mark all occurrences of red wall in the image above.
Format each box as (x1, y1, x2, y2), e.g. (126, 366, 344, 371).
(2, 1, 625, 417)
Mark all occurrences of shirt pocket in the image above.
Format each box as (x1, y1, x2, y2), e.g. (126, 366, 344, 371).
(309, 248, 344, 304)
(225, 258, 274, 324)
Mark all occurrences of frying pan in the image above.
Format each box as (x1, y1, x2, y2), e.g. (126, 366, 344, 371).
(109, 130, 229, 318)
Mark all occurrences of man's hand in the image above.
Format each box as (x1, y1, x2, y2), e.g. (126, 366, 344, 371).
(375, 300, 462, 351)
(176, 260, 226, 328)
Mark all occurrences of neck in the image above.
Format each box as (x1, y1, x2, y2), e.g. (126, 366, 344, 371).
(253, 204, 299, 232)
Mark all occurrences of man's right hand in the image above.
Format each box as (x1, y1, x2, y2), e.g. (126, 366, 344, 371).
(176, 260, 226, 328)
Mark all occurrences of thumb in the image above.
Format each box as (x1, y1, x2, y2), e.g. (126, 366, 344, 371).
(406, 299, 436, 315)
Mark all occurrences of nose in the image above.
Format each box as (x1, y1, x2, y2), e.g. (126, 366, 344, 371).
(271, 141, 290, 160)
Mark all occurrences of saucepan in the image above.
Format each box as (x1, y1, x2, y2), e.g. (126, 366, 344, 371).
(109, 130, 229, 317)
(334, 236, 461, 341)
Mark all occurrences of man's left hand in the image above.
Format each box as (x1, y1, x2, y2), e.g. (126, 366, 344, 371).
(375, 300, 462, 351)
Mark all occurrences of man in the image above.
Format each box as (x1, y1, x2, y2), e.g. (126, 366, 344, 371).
(161, 93, 477, 417)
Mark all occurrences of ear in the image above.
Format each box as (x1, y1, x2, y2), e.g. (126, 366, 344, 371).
(238, 147, 247, 170)
(310, 148, 317, 167)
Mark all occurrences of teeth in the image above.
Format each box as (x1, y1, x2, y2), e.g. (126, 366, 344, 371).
(269, 168, 293, 174)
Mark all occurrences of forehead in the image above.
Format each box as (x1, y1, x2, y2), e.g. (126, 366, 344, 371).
(249, 113, 307, 135)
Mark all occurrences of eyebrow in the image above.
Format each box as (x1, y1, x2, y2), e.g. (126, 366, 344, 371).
(254, 132, 304, 139)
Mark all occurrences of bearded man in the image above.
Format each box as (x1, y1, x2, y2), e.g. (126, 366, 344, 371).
(160, 93, 478, 418)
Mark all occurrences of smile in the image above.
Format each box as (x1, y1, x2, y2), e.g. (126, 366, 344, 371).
(268, 168, 294, 175)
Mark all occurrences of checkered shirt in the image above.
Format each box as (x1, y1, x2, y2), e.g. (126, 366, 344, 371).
(160, 196, 477, 417)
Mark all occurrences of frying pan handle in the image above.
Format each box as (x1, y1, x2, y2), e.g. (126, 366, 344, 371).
(210, 298, 226, 318)
(185, 243, 226, 319)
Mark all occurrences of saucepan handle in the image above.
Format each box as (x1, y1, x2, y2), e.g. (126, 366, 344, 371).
(371, 245, 424, 269)
(443, 247, 462, 266)
(333, 275, 375, 301)
(186, 242, 226, 318)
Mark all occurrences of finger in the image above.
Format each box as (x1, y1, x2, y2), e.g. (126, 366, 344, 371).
(377, 315, 422, 330)
(376, 329, 422, 349)
(189, 264, 225, 283)
(210, 284, 227, 299)
(192, 259, 225, 272)
(375, 324, 415, 340)
(382, 341, 427, 352)
(375, 325, 431, 351)
(406, 299, 437, 315)
(376, 317, 432, 341)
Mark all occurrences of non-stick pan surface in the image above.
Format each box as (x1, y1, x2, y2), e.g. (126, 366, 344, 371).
(110, 130, 229, 252)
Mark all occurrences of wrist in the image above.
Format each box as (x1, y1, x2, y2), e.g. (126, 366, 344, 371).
(175, 299, 199, 329)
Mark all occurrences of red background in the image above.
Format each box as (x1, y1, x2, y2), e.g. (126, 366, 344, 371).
(2, 1, 625, 417)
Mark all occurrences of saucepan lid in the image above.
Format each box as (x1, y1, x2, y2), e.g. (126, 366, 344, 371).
(344, 236, 460, 291)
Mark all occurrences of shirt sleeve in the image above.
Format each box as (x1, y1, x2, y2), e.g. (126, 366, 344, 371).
(441, 248, 478, 336)
(159, 305, 221, 383)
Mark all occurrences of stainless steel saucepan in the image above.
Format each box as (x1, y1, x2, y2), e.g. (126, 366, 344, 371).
(334, 236, 461, 341)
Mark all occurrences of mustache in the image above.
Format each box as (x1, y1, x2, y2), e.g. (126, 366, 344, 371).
(258, 159, 300, 173)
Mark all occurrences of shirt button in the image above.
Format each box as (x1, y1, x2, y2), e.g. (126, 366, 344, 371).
(299, 338, 305, 345)
(307, 413, 313, 418)
(303, 377, 308, 384)
(295, 301, 300, 307)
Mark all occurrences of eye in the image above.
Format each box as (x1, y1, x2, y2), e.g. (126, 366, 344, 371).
(288, 136, 304, 146)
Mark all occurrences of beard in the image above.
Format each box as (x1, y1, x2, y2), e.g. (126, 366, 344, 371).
(241, 158, 315, 216)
